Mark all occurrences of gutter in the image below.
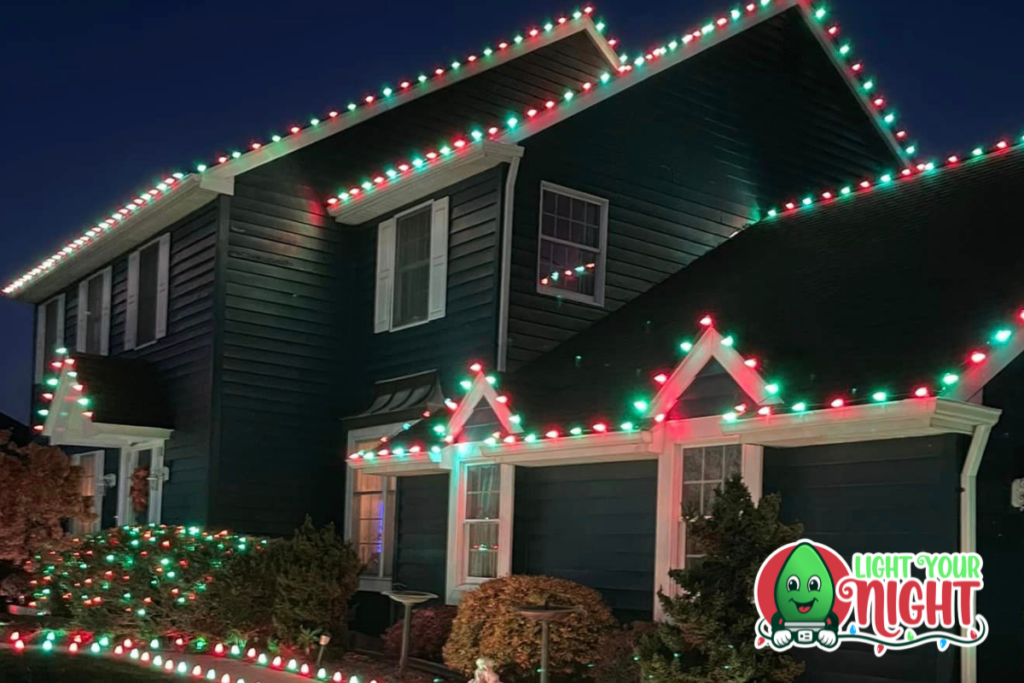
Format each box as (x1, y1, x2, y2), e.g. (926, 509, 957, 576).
(496, 154, 522, 371)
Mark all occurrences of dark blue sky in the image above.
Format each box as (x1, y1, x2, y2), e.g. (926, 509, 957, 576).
(1, 0, 1020, 422)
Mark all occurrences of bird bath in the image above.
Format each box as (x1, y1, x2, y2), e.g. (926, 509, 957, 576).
(383, 590, 438, 675)
(513, 605, 579, 683)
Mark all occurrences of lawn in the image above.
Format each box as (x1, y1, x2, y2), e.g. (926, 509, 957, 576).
(0, 651, 167, 682)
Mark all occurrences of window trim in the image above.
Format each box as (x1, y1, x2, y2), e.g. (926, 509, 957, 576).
(344, 421, 409, 592)
(34, 294, 66, 382)
(446, 461, 515, 599)
(126, 234, 170, 351)
(374, 197, 450, 334)
(70, 450, 105, 535)
(116, 441, 166, 526)
(76, 267, 112, 356)
(535, 181, 609, 307)
(654, 441, 762, 619)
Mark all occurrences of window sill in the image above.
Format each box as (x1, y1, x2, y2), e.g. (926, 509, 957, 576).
(358, 577, 394, 593)
(388, 317, 434, 333)
(535, 283, 604, 308)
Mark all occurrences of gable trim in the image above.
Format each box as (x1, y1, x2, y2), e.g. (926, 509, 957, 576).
(448, 372, 525, 439)
(648, 324, 783, 419)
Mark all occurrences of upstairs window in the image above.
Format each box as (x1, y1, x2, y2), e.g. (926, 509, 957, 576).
(126, 235, 170, 350)
(34, 294, 65, 382)
(374, 197, 449, 333)
(77, 268, 112, 355)
(536, 182, 609, 306)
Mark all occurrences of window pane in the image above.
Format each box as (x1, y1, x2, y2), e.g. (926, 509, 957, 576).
(538, 188, 604, 299)
(85, 276, 104, 354)
(392, 207, 431, 328)
(43, 300, 59, 357)
(683, 449, 703, 481)
(725, 445, 743, 478)
(702, 483, 719, 514)
(704, 446, 724, 480)
(467, 522, 499, 578)
(683, 483, 702, 516)
(79, 454, 96, 498)
(466, 465, 500, 519)
(137, 243, 160, 346)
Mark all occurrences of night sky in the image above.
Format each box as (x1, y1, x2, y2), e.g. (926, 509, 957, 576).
(1, 0, 1021, 422)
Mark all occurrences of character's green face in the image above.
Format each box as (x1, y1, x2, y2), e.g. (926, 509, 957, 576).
(774, 542, 835, 623)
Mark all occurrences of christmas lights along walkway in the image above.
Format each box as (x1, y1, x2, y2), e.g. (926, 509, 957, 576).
(4, 0, 916, 295)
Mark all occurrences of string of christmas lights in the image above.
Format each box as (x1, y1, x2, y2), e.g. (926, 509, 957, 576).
(324, 1, 915, 212)
(763, 134, 1024, 219)
(3, 628, 380, 683)
(4, 1, 915, 296)
(33, 348, 94, 434)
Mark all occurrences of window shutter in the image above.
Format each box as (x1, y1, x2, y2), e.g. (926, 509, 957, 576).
(428, 196, 450, 321)
(76, 281, 89, 352)
(55, 294, 65, 350)
(100, 267, 112, 355)
(374, 218, 396, 333)
(34, 305, 46, 382)
(155, 234, 171, 341)
(125, 250, 140, 350)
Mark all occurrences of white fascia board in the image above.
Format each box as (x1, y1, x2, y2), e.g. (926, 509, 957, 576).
(347, 458, 444, 476)
(330, 143, 524, 225)
(424, 398, 1001, 469)
(12, 176, 223, 304)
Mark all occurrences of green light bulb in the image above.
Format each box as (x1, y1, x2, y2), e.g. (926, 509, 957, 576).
(765, 383, 780, 395)
(942, 373, 960, 386)
(680, 341, 693, 352)
(995, 329, 1013, 343)
(569, 427, 583, 436)
(792, 402, 807, 412)
(633, 400, 649, 413)
(871, 391, 887, 402)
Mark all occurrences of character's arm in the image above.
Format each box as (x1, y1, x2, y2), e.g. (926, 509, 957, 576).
(769, 612, 788, 633)
(824, 611, 839, 633)
(769, 612, 793, 647)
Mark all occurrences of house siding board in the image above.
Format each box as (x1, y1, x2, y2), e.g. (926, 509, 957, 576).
(214, 175, 346, 536)
(506, 8, 899, 368)
(394, 474, 449, 597)
(977, 353, 1024, 681)
(348, 168, 505, 391)
(763, 435, 962, 683)
(31, 202, 218, 525)
(512, 461, 657, 622)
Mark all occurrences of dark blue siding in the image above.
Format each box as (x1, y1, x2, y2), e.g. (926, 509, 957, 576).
(763, 436, 962, 683)
(394, 474, 449, 596)
(512, 461, 657, 622)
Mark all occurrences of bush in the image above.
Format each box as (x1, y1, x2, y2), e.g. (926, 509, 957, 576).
(443, 575, 616, 680)
(0, 432, 91, 564)
(268, 516, 362, 646)
(383, 605, 457, 662)
(590, 621, 659, 683)
(186, 548, 277, 644)
(637, 476, 804, 683)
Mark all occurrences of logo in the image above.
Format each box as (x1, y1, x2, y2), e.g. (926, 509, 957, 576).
(753, 541, 987, 656)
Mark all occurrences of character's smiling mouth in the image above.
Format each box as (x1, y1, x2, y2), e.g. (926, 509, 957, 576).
(790, 598, 817, 614)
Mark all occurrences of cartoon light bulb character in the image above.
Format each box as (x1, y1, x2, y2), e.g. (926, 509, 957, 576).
(769, 542, 839, 648)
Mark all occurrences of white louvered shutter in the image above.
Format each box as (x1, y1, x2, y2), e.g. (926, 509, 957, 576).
(374, 218, 396, 333)
(77, 280, 89, 352)
(427, 196, 449, 321)
(125, 250, 140, 350)
(155, 234, 171, 341)
(100, 267, 112, 355)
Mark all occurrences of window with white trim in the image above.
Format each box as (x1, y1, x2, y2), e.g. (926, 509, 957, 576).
(465, 464, 501, 578)
(351, 470, 396, 579)
(374, 197, 449, 333)
(126, 234, 170, 350)
(679, 445, 743, 568)
(77, 268, 112, 355)
(35, 294, 65, 382)
(536, 182, 608, 306)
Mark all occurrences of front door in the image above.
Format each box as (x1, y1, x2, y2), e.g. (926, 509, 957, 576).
(117, 443, 165, 526)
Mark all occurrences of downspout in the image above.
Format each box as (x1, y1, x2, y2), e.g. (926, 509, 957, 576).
(496, 155, 522, 372)
(960, 421, 994, 683)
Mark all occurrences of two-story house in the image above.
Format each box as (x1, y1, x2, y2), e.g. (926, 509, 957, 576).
(13, 2, 1020, 681)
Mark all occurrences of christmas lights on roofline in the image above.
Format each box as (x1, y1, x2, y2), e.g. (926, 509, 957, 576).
(762, 133, 1024, 220)
(6, 1, 913, 295)
(324, 1, 918, 211)
(3, 6, 600, 295)
(32, 348, 95, 434)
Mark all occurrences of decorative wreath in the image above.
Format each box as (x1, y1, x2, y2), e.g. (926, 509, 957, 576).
(130, 466, 150, 514)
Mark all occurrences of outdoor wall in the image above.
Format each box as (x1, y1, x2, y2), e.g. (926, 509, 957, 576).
(512, 460, 657, 622)
(763, 435, 963, 683)
(977, 353, 1024, 681)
